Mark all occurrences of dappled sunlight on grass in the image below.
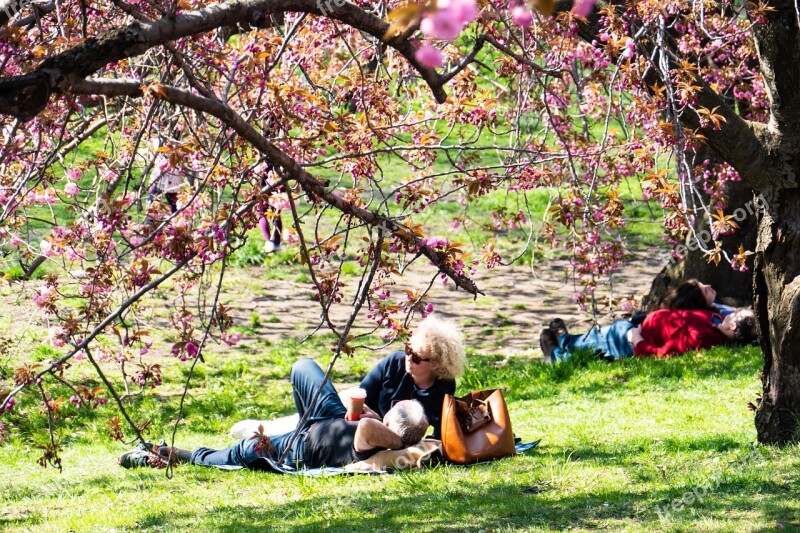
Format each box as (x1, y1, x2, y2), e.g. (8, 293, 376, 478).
(2, 338, 798, 531)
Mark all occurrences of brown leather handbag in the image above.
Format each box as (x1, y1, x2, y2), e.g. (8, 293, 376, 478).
(440, 389, 516, 465)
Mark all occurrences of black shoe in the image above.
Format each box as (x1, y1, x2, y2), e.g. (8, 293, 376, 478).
(548, 318, 568, 338)
(119, 448, 161, 469)
(133, 439, 156, 453)
(539, 329, 557, 363)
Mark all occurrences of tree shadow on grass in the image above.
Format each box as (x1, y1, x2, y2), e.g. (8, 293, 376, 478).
(128, 472, 798, 533)
(119, 433, 800, 533)
(537, 433, 747, 465)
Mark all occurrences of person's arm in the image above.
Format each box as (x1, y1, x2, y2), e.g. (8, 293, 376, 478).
(633, 338, 684, 357)
(360, 404, 382, 420)
(353, 418, 403, 452)
(629, 327, 681, 357)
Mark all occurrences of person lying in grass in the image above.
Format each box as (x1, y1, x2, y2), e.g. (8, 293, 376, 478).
(540, 307, 758, 363)
(231, 314, 465, 440)
(119, 359, 429, 470)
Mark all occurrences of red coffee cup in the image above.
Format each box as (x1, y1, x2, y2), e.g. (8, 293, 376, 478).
(345, 388, 367, 421)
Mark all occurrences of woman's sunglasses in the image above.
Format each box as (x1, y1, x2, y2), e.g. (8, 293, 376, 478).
(404, 342, 431, 364)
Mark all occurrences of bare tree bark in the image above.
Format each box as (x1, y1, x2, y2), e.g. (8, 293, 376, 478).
(747, 2, 800, 445)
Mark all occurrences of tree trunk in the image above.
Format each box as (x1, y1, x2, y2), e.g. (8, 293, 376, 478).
(642, 181, 757, 312)
(748, 1, 800, 445)
(754, 188, 800, 444)
(640, 259, 683, 313)
(682, 181, 757, 307)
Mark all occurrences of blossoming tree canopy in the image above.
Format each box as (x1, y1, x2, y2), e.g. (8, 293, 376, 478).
(0, 0, 798, 461)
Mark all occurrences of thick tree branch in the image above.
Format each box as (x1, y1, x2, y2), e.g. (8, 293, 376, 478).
(70, 77, 482, 295)
(552, 0, 776, 190)
(688, 85, 778, 191)
(0, 0, 446, 122)
(2, 0, 56, 28)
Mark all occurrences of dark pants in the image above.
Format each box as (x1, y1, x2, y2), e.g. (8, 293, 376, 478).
(190, 359, 346, 469)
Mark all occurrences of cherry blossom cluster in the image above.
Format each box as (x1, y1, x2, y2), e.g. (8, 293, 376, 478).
(0, 0, 770, 459)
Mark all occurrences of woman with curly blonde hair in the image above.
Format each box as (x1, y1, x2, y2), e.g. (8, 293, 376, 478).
(359, 315, 466, 439)
(227, 315, 466, 442)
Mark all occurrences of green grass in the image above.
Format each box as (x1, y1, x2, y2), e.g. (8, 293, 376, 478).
(2, 341, 798, 532)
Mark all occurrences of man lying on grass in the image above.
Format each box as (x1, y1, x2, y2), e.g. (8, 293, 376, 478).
(119, 359, 429, 470)
(540, 307, 758, 363)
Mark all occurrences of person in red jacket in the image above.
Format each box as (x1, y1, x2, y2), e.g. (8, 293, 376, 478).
(628, 307, 756, 357)
(540, 308, 757, 363)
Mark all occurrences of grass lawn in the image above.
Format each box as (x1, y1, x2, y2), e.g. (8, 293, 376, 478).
(2, 339, 798, 532)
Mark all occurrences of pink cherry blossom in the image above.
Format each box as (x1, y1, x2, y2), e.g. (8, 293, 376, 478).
(222, 332, 241, 346)
(64, 182, 80, 196)
(415, 44, 443, 68)
(420, 11, 462, 41)
(48, 327, 66, 347)
(40, 240, 54, 256)
(621, 39, 636, 59)
(268, 193, 291, 211)
(66, 169, 82, 181)
(185, 341, 199, 358)
(450, 0, 479, 25)
(572, 0, 595, 18)
(32, 285, 55, 308)
(512, 6, 533, 28)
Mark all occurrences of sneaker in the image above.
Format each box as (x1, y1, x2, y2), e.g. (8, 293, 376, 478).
(118, 448, 160, 469)
(133, 439, 156, 452)
(539, 328, 557, 364)
(548, 318, 568, 338)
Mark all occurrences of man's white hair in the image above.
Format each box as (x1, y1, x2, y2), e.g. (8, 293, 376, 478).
(384, 399, 429, 446)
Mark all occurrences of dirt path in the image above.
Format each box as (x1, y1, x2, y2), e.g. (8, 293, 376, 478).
(0, 252, 665, 360)
(233, 250, 665, 357)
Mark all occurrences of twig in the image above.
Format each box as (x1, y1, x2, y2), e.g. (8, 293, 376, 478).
(278, 228, 385, 464)
(83, 345, 147, 444)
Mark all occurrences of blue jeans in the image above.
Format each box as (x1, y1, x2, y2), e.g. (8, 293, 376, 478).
(551, 319, 636, 363)
(191, 359, 346, 469)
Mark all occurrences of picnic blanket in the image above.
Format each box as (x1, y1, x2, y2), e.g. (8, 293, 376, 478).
(216, 439, 541, 476)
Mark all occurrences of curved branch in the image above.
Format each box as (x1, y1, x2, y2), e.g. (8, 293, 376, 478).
(552, 0, 776, 190)
(0, 0, 446, 121)
(70, 77, 481, 295)
(1, 0, 56, 29)
(690, 85, 778, 191)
